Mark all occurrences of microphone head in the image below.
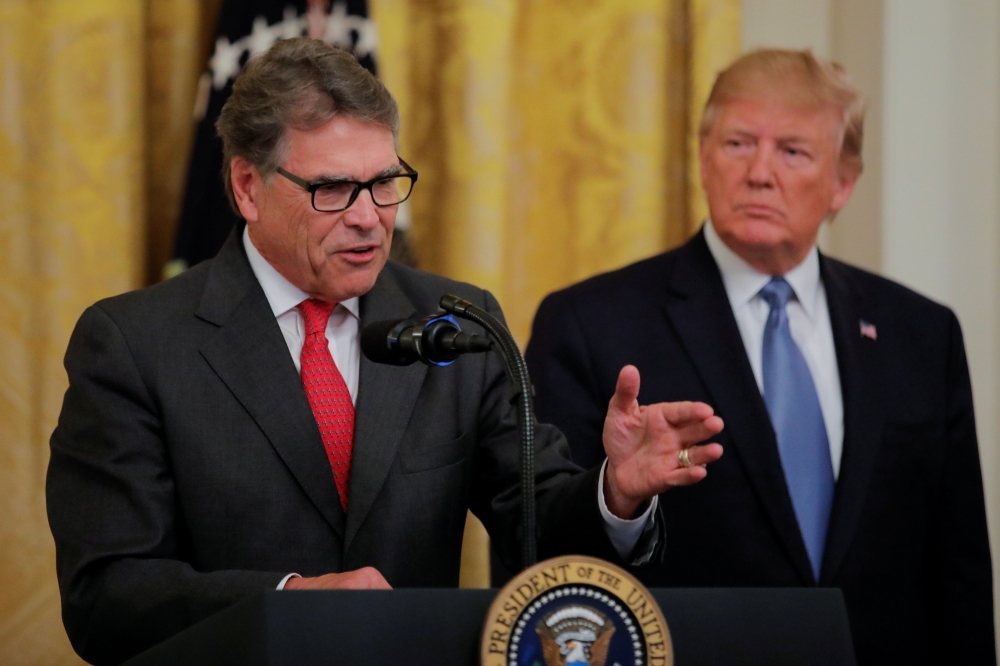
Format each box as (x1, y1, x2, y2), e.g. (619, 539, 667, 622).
(360, 319, 418, 366)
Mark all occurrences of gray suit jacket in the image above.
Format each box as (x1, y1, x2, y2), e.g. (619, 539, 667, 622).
(47, 228, 621, 665)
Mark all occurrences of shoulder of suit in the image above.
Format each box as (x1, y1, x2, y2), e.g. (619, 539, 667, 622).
(821, 254, 956, 321)
(89, 258, 214, 325)
(94, 258, 496, 321)
(538, 246, 685, 314)
(379, 260, 492, 310)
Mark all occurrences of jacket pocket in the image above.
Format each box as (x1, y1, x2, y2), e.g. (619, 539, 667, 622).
(399, 430, 473, 474)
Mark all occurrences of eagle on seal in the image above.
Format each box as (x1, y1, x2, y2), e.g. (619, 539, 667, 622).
(536, 605, 615, 666)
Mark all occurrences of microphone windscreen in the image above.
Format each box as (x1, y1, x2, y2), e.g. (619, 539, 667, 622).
(360, 319, 411, 365)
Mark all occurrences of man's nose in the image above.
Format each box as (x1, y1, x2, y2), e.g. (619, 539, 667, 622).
(344, 189, 380, 230)
(746, 144, 775, 187)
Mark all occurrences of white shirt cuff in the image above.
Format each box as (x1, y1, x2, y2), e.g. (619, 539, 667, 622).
(597, 458, 658, 559)
(277, 573, 301, 590)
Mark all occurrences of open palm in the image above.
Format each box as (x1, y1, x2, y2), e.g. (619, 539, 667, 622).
(602, 365, 724, 518)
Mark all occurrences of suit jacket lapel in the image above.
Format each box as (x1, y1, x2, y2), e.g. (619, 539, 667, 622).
(344, 268, 428, 552)
(819, 256, 884, 583)
(664, 232, 816, 584)
(196, 231, 347, 538)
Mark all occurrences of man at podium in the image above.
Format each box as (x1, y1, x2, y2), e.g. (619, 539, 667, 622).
(45, 38, 724, 665)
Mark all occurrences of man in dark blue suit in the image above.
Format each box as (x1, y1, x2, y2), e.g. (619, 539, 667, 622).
(525, 49, 994, 665)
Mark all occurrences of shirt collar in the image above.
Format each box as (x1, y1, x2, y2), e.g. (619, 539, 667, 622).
(703, 219, 822, 320)
(242, 225, 360, 320)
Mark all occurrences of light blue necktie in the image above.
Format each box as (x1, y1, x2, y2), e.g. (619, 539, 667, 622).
(759, 277, 835, 580)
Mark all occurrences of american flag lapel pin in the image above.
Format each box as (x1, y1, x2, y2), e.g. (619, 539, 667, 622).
(859, 319, 877, 340)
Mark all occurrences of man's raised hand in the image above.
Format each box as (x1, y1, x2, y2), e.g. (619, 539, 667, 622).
(602, 365, 724, 519)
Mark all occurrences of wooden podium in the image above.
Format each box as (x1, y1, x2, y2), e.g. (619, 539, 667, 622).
(124, 587, 856, 665)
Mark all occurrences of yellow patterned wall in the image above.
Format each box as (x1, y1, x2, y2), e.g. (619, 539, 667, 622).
(378, 0, 739, 338)
(378, 0, 690, 345)
(0, 1, 144, 663)
(688, 0, 741, 230)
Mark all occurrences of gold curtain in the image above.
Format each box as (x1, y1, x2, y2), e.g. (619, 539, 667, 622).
(373, 0, 741, 588)
(688, 0, 741, 230)
(0, 0, 217, 662)
(0, 1, 144, 663)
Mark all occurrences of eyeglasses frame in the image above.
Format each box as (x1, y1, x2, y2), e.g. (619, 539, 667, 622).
(274, 157, 419, 213)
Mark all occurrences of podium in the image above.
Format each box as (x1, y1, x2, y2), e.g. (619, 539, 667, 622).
(124, 587, 855, 665)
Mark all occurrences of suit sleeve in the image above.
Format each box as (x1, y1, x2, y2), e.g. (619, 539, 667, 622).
(524, 291, 609, 470)
(931, 311, 995, 663)
(46, 305, 285, 666)
(466, 291, 625, 573)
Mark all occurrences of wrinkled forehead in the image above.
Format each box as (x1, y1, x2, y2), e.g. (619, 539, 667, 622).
(708, 94, 845, 150)
(720, 93, 842, 127)
(280, 115, 399, 177)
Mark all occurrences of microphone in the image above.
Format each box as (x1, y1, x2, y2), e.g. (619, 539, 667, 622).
(361, 313, 493, 366)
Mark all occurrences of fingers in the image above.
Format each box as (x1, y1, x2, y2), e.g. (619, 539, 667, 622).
(283, 566, 392, 590)
(608, 365, 641, 414)
(659, 400, 720, 428)
(348, 566, 393, 589)
(669, 416, 725, 448)
(668, 464, 710, 486)
(670, 443, 724, 488)
(679, 442, 724, 467)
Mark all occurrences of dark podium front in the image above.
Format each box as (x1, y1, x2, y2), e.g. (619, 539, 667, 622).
(125, 588, 855, 666)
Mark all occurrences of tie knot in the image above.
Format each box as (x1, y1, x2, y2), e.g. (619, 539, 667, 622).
(759, 277, 795, 311)
(298, 298, 336, 337)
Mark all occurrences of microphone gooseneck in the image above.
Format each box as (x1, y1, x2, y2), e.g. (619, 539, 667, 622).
(439, 294, 537, 571)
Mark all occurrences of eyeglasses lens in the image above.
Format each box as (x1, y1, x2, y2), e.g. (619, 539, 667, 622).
(372, 176, 413, 205)
(313, 176, 413, 212)
(313, 182, 358, 212)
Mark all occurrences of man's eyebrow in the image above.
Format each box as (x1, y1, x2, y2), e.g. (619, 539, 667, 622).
(773, 130, 812, 141)
(310, 164, 405, 184)
(721, 127, 816, 145)
(308, 173, 354, 185)
(720, 127, 758, 138)
(373, 164, 405, 178)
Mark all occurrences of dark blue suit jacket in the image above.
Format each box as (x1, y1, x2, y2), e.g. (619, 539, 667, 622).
(525, 229, 994, 666)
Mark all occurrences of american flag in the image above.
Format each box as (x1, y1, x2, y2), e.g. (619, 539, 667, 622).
(859, 320, 877, 340)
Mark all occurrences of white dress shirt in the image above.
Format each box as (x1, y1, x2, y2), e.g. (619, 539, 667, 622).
(243, 227, 361, 402)
(703, 220, 845, 477)
(241, 228, 653, 582)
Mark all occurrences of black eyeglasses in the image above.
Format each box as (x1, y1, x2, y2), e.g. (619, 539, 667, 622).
(275, 157, 419, 213)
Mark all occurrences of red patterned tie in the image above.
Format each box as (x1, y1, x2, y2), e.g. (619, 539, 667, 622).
(298, 298, 355, 513)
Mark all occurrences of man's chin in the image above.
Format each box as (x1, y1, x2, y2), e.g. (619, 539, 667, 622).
(722, 219, 788, 249)
(316, 258, 386, 302)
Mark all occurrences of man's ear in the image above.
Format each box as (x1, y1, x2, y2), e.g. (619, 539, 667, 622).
(230, 157, 262, 222)
(829, 168, 859, 214)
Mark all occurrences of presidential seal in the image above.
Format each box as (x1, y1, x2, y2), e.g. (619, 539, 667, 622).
(481, 555, 672, 666)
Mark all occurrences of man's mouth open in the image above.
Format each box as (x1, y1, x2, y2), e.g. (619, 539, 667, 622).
(341, 244, 378, 262)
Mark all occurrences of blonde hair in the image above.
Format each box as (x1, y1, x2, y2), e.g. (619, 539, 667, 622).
(699, 49, 866, 179)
